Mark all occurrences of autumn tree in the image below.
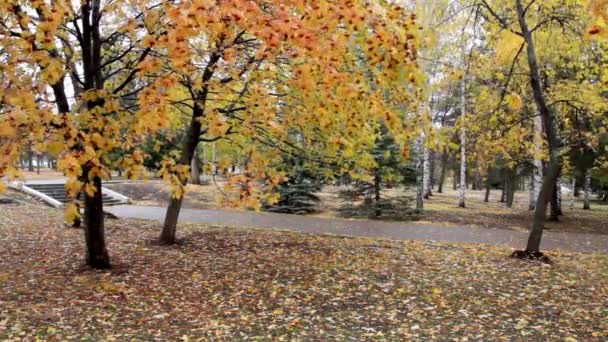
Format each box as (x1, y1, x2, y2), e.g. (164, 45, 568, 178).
(149, 1, 423, 244)
(0, 0, 168, 268)
(475, 0, 604, 258)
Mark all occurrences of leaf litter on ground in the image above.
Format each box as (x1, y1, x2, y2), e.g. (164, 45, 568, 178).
(0, 192, 607, 341)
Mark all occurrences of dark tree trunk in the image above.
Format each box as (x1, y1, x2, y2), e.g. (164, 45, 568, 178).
(452, 167, 458, 190)
(374, 171, 381, 217)
(505, 169, 516, 208)
(36, 154, 40, 174)
(83, 176, 110, 269)
(484, 168, 491, 202)
(548, 183, 559, 221)
(161, 51, 220, 244)
(500, 174, 506, 203)
(574, 183, 581, 197)
(190, 149, 201, 185)
(484, 180, 491, 202)
(27, 144, 34, 172)
(514, 0, 562, 255)
(162, 105, 204, 244)
(437, 153, 447, 193)
(506, 180, 515, 208)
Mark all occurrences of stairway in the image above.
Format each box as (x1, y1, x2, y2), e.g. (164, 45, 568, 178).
(25, 183, 127, 206)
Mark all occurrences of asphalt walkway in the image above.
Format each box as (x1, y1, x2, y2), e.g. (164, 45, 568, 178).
(105, 205, 608, 253)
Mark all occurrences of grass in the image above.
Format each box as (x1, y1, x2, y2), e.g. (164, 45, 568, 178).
(1, 192, 607, 340)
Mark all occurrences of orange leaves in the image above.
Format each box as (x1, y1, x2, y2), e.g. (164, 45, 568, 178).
(0, 122, 16, 138)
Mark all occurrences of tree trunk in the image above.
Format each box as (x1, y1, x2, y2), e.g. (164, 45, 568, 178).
(500, 171, 506, 203)
(452, 166, 458, 190)
(515, 0, 562, 254)
(27, 144, 34, 172)
(374, 170, 381, 217)
(415, 135, 424, 210)
(83, 176, 110, 269)
(528, 175, 535, 210)
(161, 105, 204, 244)
(190, 149, 201, 185)
(458, 80, 466, 208)
(429, 151, 436, 190)
(423, 145, 431, 199)
(583, 170, 591, 210)
(484, 173, 491, 203)
(548, 182, 559, 221)
(36, 154, 41, 174)
(569, 178, 576, 210)
(556, 176, 562, 215)
(437, 153, 447, 193)
(574, 181, 581, 197)
(505, 169, 515, 208)
(161, 50, 220, 244)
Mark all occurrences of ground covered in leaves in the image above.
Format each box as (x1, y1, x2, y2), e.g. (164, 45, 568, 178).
(418, 189, 608, 235)
(1, 193, 607, 340)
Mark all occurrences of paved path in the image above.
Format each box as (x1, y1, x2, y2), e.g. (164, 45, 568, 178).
(105, 205, 608, 254)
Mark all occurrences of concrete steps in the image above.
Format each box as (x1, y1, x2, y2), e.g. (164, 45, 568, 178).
(23, 183, 128, 207)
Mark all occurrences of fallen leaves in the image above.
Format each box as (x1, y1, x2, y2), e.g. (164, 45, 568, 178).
(0, 194, 607, 340)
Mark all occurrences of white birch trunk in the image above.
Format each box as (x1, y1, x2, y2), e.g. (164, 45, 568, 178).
(532, 113, 543, 210)
(583, 170, 591, 210)
(569, 177, 576, 210)
(423, 144, 431, 199)
(528, 175, 535, 210)
(415, 134, 424, 210)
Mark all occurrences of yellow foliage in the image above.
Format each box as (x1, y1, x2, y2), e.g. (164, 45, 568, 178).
(506, 93, 522, 111)
(64, 203, 80, 225)
(0, 122, 16, 137)
(495, 32, 524, 65)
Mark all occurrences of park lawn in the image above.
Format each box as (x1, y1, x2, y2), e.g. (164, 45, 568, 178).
(1, 195, 607, 341)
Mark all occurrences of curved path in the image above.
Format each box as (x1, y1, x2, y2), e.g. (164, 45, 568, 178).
(105, 205, 608, 254)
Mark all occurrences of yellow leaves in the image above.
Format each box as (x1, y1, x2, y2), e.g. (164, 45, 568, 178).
(64, 203, 80, 225)
(84, 183, 97, 197)
(57, 155, 82, 178)
(495, 32, 524, 65)
(65, 179, 82, 198)
(0, 122, 16, 137)
(506, 93, 522, 111)
(46, 141, 65, 156)
(95, 281, 123, 294)
(592, 330, 608, 337)
(0, 272, 9, 284)
(0, 182, 6, 193)
(207, 110, 230, 137)
(40, 57, 64, 85)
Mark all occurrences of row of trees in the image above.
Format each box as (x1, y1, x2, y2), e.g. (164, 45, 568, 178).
(0, 0, 423, 268)
(406, 0, 608, 259)
(1, 0, 606, 268)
